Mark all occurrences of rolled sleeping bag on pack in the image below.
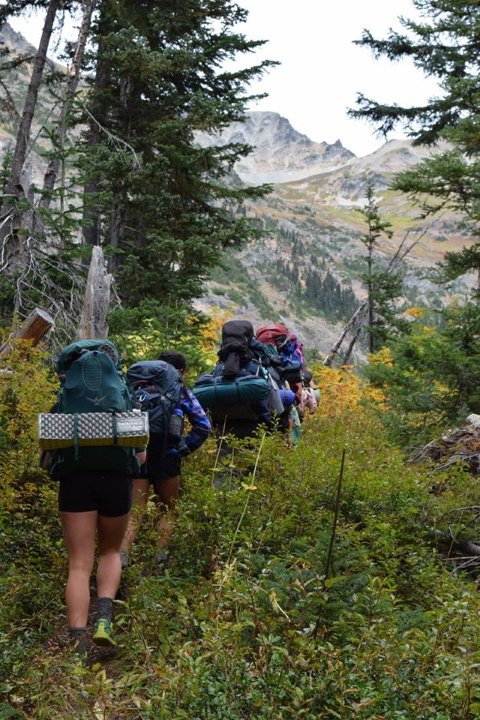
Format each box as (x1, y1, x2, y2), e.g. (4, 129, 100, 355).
(193, 373, 270, 411)
(256, 324, 289, 347)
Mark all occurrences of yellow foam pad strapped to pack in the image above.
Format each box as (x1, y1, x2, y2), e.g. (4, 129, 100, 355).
(38, 411, 149, 449)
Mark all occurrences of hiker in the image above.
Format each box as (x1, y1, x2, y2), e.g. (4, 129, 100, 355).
(255, 323, 305, 443)
(264, 356, 296, 440)
(298, 369, 318, 418)
(255, 325, 305, 389)
(193, 320, 273, 441)
(191, 320, 273, 486)
(277, 333, 305, 403)
(41, 340, 146, 651)
(121, 351, 211, 569)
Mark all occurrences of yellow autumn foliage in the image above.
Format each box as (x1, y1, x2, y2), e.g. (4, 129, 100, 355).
(314, 364, 387, 417)
(0, 340, 58, 509)
(368, 347, 394, 367)
(403, 306, 424, 319)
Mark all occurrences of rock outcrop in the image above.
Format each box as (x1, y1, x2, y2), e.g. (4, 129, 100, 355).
(195, 111, 355, 184)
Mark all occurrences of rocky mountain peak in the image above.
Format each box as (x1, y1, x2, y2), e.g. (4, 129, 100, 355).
(0, 22, 35, 54)
(195, 110, 355, 185)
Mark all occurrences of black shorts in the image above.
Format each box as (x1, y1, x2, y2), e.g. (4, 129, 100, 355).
(58, 471, 132, 517)
(140, 452, 182, 487)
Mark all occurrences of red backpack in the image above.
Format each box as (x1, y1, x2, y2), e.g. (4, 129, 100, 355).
(256, 324, 289, 347)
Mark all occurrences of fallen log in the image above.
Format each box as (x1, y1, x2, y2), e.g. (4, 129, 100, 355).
(428, 527, 480, 558)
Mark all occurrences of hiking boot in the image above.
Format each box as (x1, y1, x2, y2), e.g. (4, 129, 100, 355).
(155, 549, 170, 571)
(93, 618, 117, 647)
(120, 549, 129, 570)
(68, 627, 90, 655)
(116, 577, 128, 601)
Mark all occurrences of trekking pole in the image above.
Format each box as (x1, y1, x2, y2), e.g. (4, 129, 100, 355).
(324, 448, 346, 579)
(212, 415, 228, 487)
(313, 447, 346, 639)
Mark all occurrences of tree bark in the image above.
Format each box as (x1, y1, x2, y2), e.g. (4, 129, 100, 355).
(82, 7, 110, 246)
(78, 245, 112, 339)
(40, 0, 97, 209)
(4, 0, 61, 202)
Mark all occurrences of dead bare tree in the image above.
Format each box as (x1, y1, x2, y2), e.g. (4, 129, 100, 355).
(0, 0, 63, 277)
(4, 0, 62, 203)
(342, 306, 369, 366)
(78, 245, 112, 338)
(323, 227, 429, 367)
(323, 301, 368, 367)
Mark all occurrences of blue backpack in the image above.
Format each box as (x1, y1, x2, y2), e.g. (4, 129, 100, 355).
(126, 360, 183, 440)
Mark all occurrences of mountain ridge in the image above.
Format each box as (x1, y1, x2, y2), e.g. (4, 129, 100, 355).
(195, 110, 356, 185)
(195, 112, 473, 355)
(0, 23, 472, 356)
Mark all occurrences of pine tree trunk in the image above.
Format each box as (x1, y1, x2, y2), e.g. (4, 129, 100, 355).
(4, 0, 61, 202)
(82, 8, 110, 246)
(40, 0, 97, 209)
(367, 245, 374, 354)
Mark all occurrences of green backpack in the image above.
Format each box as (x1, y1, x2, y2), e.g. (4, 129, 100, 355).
(49, 339, 140, 479)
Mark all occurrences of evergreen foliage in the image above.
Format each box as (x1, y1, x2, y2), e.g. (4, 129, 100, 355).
(270, 256, 358, 324)
(350, 0, 480, 278)
(109, 299, 220, 378)
(302, 267, 357, 322)
(352, 0, 480, 442)
(76, 0, 275, 306)
(357, 184, 409, 353)
(0, 0, 276, 323)
(367, 304, 480, 445)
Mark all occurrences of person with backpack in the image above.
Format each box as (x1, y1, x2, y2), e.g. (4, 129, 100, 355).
(41, 340, 147, 651)
(254, 324, 306, 443)
(193, 320, 273, 440)
(121, 351, 211, 569)
(298, 369, 319, 418)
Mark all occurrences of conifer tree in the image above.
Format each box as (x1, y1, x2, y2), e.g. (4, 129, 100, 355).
(349, 0, 480, 282)
(0, 0, 82, 323)
(357, 183, 408, 354)
(78, 0, 275, 306)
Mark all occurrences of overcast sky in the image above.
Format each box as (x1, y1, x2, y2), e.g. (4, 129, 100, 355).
(237, 0, 439, 156)
(9, 0, 439, 157)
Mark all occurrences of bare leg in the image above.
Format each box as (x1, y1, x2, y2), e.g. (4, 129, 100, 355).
(156, 475, 181, 549)
(96, 513, 130, 600)
(121, 478, 150, 553)
(61, 511, 97, 628)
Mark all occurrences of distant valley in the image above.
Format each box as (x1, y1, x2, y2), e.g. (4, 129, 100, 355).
(195, 112, 474, 355)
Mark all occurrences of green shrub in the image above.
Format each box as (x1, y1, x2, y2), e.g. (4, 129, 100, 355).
(3, 354, 480, 719)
